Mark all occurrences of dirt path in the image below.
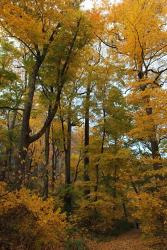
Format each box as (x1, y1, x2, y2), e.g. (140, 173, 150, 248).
(88, 230, 151, 250)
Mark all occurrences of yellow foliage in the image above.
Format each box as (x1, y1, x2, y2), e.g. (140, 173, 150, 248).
(128, 190, 167, 249)
(0, 182, 67, 249)
(74, 192, 124, 235)
(108, 0, 167, 67)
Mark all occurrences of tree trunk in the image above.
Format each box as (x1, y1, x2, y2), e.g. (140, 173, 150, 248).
(51, 126, 56, 192)
(65, 115, 71, 185)
(6, 109, 17, 182)
(43, 124, 50, 199)
(18, 59, 42, 186)
(64, 114, 72, 213)
(83, 84, 91, 195)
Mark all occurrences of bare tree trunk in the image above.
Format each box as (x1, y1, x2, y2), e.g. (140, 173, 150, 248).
(64, 114, 72, 213)
(51, 126, 56, 192)
(60, 105, 72, 213)
(43, 124, 50, 199)
(83, 84, 91, 195)
(65, 116, 71, 185)
(18, 59, 42, 186)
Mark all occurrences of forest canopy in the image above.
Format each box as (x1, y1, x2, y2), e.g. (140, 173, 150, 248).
(0, 0, 167, 249)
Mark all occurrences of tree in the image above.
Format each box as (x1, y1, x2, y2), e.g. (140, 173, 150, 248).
(0, 0, 94, 186)
(103, 0, 167, 247)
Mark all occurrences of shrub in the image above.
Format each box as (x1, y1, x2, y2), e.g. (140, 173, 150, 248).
(129, 191, 167, 250)
(74, 193, 126, 236)
(0, 182, 67, 250)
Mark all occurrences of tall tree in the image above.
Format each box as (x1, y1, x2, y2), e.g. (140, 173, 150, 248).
(0, 0, 94, 185)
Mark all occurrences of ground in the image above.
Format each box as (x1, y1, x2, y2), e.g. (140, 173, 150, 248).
(88, 230, 151, 250)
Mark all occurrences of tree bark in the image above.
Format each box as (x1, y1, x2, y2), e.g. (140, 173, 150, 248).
(65, 115, 71, 185)
(51, 126, 56, 192)
(64, 114, 72, 213)
(18, 59, 42, 185)
(83, 83, 91, 195)
(60, 105, 72, 213)
(43, 124, 50, 199)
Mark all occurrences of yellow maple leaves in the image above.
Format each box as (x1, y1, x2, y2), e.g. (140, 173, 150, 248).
(0, 0, 88, 52)
(107, 0, 167, 69)
(0, 181, 67, 246)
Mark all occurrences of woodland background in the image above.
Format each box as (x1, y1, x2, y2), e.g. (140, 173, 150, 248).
(0, 0, 167, 249)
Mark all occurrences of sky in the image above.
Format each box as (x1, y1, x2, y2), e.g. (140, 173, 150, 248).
(82, 0, 120, 9)
(82, 0, 93, 9)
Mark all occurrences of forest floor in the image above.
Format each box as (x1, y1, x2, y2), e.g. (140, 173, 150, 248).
(87, 229, 151, 250)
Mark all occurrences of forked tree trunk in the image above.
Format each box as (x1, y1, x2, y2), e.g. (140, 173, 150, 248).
(18, 59, 42, 186)
(18, 20, 81, 188)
